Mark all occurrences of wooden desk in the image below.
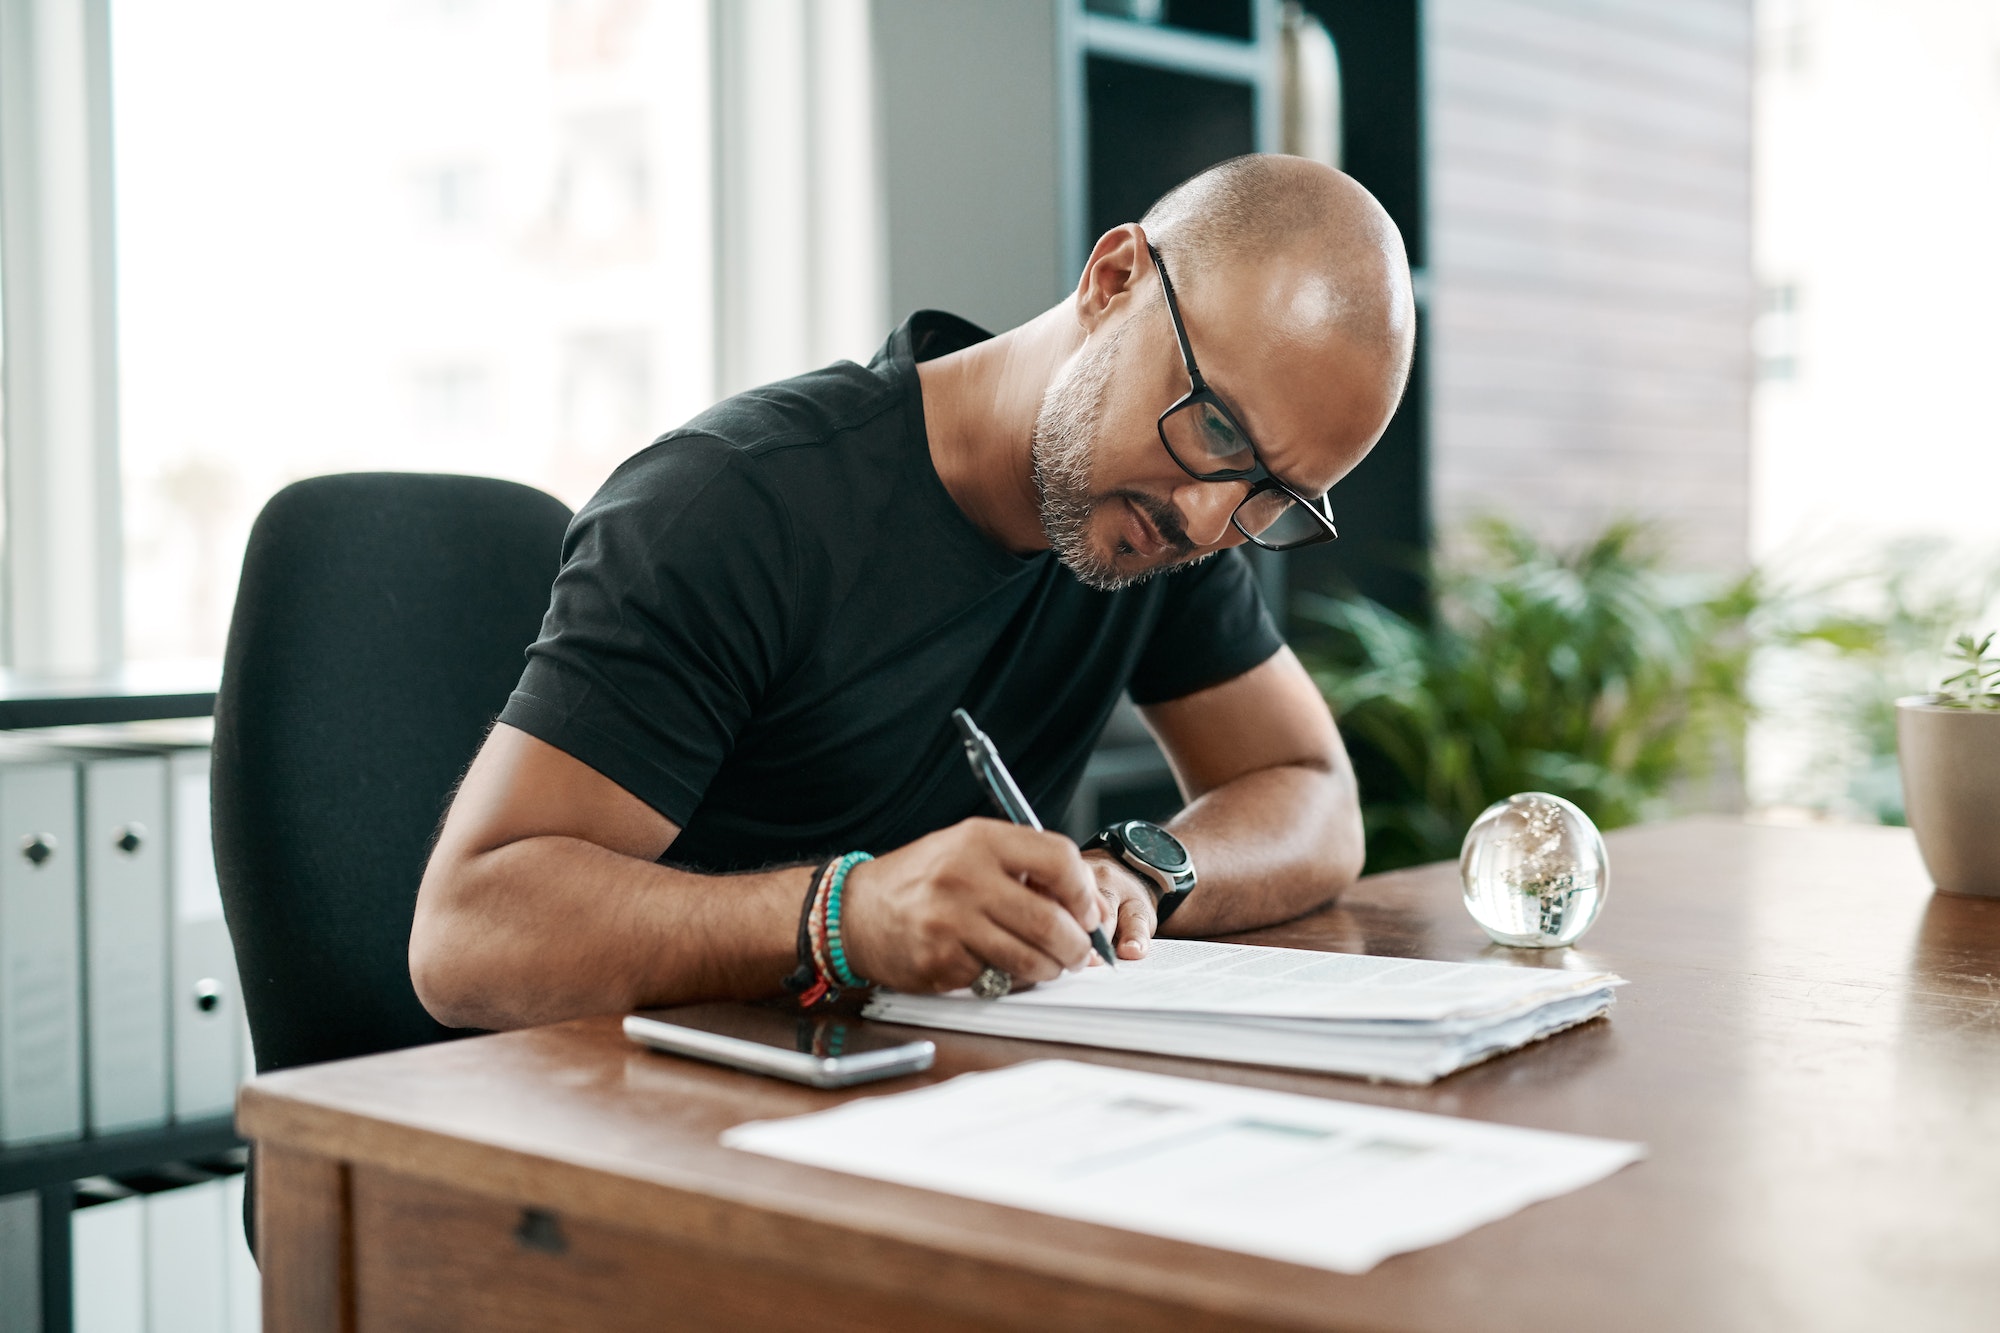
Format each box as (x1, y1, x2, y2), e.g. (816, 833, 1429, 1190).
(239, 819, 2000, 1332)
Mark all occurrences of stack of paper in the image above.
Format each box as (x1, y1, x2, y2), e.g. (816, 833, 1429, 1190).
(864, 939, 1622, 1084)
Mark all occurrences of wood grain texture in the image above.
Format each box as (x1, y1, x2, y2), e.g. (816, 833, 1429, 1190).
(243, 820, 2000, 1332)
(256, 1144, 352, 1333)
(1425, 0, 1755, 569)
(347, 1164, 1025, 1333)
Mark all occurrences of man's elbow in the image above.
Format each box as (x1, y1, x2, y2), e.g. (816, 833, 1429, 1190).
(408, 860, 486, 1030)
(1330, 818, 1365, 897)
(1320, 766, 1367, 900)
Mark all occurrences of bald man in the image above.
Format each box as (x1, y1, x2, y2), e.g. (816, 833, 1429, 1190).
(412, 155, 1415, 1029)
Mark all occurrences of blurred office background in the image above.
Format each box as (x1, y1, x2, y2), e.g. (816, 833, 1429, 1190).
(5, 0, 1997, 807)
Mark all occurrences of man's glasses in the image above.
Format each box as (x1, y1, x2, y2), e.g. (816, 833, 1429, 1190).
(1148, 242, 1339, 552)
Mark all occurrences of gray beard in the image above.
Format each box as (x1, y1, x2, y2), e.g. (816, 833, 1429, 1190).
(1030, 323, 1150, 593)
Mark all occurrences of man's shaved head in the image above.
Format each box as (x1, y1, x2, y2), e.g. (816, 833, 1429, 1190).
(1023, 153, 1415, 590)
(1139, 154, 1416, 396)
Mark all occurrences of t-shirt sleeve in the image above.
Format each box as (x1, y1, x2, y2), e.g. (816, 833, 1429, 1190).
(1124, 547, 1284, 706)
(499, 436, 798, 825)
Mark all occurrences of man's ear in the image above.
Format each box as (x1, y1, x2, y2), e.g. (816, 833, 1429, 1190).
(1072, 223, 1152, 334)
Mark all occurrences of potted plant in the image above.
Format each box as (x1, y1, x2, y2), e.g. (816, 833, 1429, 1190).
(1897, 632, 2000, 897)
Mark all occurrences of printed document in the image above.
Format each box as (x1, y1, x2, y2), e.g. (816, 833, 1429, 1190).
(724, 1060, 1644, 1273)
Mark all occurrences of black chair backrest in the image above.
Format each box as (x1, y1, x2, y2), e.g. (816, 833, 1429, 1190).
(213, 472, 571, 1076)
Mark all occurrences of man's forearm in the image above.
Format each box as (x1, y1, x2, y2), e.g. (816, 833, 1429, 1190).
(411, 838, 805, 1031)
(1154, 760, 1364, 937)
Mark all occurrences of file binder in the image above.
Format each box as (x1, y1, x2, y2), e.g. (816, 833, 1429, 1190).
(144, 1178, 227, 1333)
(222, 1172, 260, 1331)
(72, 1183, 146, 1333)
(169, 749, 241, 1120)
(0, 759, 83, 1145)
(81, 755, 172, 1134)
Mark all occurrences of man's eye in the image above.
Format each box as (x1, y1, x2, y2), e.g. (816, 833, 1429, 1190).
(1202, 411, 1239, 451)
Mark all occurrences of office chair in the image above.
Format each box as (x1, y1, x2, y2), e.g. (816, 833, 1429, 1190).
(211, 472, 571, 1241)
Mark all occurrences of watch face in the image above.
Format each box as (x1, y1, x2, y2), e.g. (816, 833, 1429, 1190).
(1122, 820, 1188, 871)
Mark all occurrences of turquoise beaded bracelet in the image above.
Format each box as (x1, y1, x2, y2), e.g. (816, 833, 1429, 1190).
(825, 851, 873, 989)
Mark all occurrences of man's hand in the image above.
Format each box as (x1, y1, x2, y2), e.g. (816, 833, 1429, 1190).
(840, 819, 1104, 993)
(1084, 851, 1159, 961)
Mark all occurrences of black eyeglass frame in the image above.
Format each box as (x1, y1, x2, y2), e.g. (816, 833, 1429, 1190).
(1147, 242, 1339, 551)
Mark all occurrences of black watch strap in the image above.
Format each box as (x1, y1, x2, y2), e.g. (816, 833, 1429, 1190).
(1083, 820, 1198, 925)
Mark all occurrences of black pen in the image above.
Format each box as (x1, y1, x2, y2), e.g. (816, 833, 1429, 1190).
(952, 708, 1118, 968)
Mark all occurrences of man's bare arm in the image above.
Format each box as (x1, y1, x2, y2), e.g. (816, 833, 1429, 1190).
(410, 725, 800, 1029)
(1092, 647, 1362, 952)
(411, 724, 1103, 1031)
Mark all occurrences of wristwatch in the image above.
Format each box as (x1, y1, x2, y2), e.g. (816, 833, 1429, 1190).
(1083, 820, 1198, 925)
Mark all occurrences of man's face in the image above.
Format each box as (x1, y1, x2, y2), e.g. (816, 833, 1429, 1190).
(1030, 257, 1397, 593)
(1030, 308, 1195, 592)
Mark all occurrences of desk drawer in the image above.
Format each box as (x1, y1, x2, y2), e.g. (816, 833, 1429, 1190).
(347, 1163, 1001, 1333)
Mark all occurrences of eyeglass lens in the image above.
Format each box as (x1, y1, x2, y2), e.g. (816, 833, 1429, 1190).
(1161, 398, 1257, 474)
(1233, 490, 1327, 547)
(1162, 398, 1325, 549)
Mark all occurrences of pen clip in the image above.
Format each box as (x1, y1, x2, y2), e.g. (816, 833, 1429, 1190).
(951, 707, 986, 752)
(952, 708, 1040, 831)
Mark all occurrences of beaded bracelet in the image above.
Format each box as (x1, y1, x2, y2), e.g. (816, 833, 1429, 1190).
(782, 857, 840, 1007)
(808, 863, 837, 992)
(825, 851, 873, 990)
(782, 852, 873, 1009)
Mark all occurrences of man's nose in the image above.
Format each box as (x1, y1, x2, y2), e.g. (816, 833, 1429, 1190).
(1173, 479, 1247, 549)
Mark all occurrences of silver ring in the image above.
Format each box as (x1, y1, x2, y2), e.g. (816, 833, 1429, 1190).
(971, 965, 1013, 1000)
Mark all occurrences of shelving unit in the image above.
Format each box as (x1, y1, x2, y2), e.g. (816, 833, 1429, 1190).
(0, 669, 234, 1333)
(0, 666, 215, 732)
(6, 1118, 240, 1333)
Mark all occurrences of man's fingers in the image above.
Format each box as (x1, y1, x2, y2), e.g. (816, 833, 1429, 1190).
(973, 820, 1100, 929)
(1115, 889, 1154, 960)
(977, 871, 1094, 973)
(930, 942, 987, 994)
(958, 914, 1072, 986)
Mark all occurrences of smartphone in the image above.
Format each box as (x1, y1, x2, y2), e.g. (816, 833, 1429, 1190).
(623, 1003, 935, 1088)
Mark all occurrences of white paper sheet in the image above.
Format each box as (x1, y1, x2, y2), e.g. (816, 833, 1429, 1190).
(983, 938, 1616, 1021)
(724, 1060, 1644, 1274)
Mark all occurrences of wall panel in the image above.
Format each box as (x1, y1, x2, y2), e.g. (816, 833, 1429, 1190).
(1426, 0, 1754, 569)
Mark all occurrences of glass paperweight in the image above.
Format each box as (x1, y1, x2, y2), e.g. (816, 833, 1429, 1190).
(1459, 793, 1609, 948)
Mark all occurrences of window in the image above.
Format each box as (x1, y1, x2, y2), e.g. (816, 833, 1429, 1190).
(1752, 0, 2000, 557)
(112, 0, 713, 663)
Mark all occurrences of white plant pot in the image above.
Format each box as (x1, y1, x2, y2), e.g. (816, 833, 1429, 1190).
(1896, 696, 2000, 898)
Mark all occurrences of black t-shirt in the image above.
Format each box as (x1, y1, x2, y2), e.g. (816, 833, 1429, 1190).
(501, 311, 1282, 872)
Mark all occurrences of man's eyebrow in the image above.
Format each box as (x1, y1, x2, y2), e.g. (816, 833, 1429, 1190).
(1213, 385, 1323, 500)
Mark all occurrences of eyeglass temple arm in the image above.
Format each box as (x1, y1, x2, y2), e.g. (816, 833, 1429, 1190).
(1146, 242, 1206, 391)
